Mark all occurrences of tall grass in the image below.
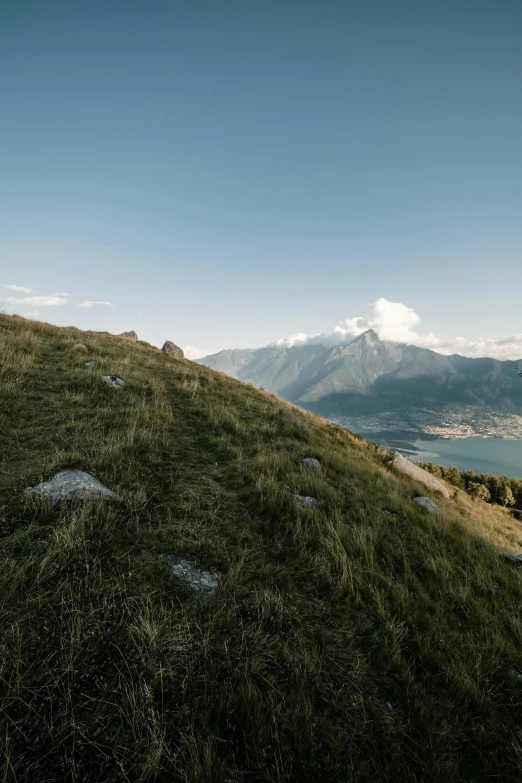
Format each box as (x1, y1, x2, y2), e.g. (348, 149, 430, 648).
(1, 313, 522, 781)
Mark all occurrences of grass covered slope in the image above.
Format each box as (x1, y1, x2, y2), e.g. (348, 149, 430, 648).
(2, 314, 522, 782)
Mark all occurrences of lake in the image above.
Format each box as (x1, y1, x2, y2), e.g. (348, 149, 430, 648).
(400, 437, 522, 479)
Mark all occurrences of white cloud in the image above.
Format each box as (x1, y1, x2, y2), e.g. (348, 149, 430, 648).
(5, 294, 69, 306)
(183, 345, 206, 360)
(79, 301, 115, 308)
(275, 298, 522, 360)
(3, 284, 33, 293)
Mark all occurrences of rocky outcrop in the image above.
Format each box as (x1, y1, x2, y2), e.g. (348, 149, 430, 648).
(162, 341, 184, 359)
(392, 453, 450, 498)
(413, 496, 441, 514)
(24, 470, 120, 503)
(295, 494, 321, 509)
(102, 375, 125, 389)
(119, 331, 138, 342)
(164, 556, 220, 594)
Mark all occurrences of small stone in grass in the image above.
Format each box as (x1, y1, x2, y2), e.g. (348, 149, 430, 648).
(295, 494, 321, 509)
(24, 470, 120, 504)
(73, 343, 87, 352)
(301, 457, 321, 472)
(164, 556, 220, 594)
(85, 361, 99, 368)
(412, 496, 441, 514)
(102, 375, 125, 389)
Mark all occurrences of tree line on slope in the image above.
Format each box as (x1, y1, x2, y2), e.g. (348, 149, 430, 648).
(418, 461, 522, 515)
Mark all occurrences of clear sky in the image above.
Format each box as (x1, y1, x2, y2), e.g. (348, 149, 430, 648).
(1, 0, 521, 358)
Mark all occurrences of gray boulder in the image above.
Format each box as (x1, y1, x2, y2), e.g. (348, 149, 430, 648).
(73, 343, 87, 352)
(301, 457, 321, 472)
(500, 552, 522, 565)
(85, 361, 99, 368)
(164, 556, 220, 594)
(102, 375, 125, 389)
(119, 331, 138, 342)
(413, 496, 441, 514)
(295, 494, 321, 509)
(24, 470, 120, 503)
(392, 452, 450, 498)
(162, 340, 184, 359)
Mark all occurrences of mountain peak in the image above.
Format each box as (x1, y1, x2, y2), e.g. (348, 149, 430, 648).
(353, 328, 381, 344)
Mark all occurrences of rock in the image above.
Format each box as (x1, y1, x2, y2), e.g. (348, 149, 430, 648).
(295, 494, 321, 509)
(73, 343, 87, 352)
(85, 361, 99, 368)
(509, 669, 522, 684)
(413, 496, 441, 514)
(24, 470, 120, 503)
(301, 457, 321, 472)
(102, 375, 125, 389)
(392, 452, 450, 498)
(164, 556, 220, 594)
(119, 331, 138, 342)
(500, 552, 522, 565)
(162, 340, 184, 359)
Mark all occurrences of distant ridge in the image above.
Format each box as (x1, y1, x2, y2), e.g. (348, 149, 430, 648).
(199, 330, 522, 417)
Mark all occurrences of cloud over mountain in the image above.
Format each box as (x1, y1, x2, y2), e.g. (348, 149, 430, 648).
(275, 298, 522, 360)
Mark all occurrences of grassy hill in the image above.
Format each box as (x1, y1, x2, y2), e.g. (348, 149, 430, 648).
(2, 313, 522, 782)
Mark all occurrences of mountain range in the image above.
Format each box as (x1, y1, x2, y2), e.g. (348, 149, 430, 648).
(199, 330, 522, 419)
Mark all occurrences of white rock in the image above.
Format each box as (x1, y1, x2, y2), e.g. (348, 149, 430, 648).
(102, 375, 125, 389)
(24, 470, 120, 503)
(392, 453, 450, 498)
(413, 496, 441, 514)
(295, 494, 321, 509)
(164, 556, 220, 594)
(301, 457, 321, 472)
(85, 361, 99, 368)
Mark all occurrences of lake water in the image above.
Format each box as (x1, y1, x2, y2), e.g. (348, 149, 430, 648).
(401, 437, 522, 479)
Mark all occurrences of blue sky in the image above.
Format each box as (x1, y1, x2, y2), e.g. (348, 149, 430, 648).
(1, 0, 521, 358)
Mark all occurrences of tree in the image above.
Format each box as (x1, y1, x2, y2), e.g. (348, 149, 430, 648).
(498, 484, 516, 507)
(468, 482, 491, 502)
